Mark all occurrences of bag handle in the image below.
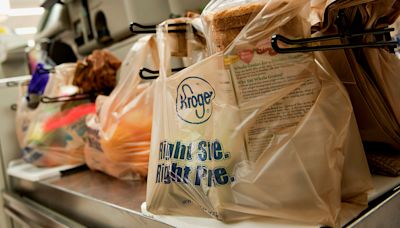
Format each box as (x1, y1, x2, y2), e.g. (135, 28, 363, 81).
(156, 20, 192, 80)
(98, 35, 159, 131)
(139, 67, 186, 80)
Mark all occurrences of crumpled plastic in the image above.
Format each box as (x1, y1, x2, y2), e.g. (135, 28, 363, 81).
(84, 17, 208, 180)
(146, 1, 372, 227)
(314, 0, 400, 177)
(16, 64, 93, 167)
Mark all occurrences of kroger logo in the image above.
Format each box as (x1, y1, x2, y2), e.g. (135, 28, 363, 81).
(176, 77, 215, 124)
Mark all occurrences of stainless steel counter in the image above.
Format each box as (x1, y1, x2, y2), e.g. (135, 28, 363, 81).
(9, 170, 171, 227)
(6, 169, 400, 228)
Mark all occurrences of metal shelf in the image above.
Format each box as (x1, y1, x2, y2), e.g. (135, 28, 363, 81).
(6, 170, 400, 228)
(9, 170, 170, 228)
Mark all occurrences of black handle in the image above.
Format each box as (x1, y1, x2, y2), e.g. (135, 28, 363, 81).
(129, 22, 188, 34)
(139, 67, 186, 80)
(139, 68, 160, 80)
(40, 94, 92, 103)
(10, 104, 17, 111)
(6, 81, 18, 87)
(129, 22, 157, 34)
(271, 28, 398, 53)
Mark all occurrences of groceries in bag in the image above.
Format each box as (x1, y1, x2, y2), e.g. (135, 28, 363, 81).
(85, 16, 208, 180)
(16, 64, 91, 166)
(146, 1, 372, 226)
(315, 0, 400, 176)
(83, 35, 158, 180)
(16, 50, 121, 167)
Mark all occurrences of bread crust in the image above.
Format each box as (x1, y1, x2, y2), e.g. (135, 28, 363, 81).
(207, 3, 264, 51)
(209, 3, 264, 31)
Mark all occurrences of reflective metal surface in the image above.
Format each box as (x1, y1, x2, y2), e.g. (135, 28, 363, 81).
(9, 169, 400, 228)
(11, 170, 172, 228)
(347, 186, 400, 228)
(3, 191, 84, 228)
(4, 207, 31, 228)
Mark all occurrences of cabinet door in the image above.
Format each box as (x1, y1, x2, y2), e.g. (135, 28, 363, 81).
(3, 192, 86, 228)
(0, 77, 30, 228)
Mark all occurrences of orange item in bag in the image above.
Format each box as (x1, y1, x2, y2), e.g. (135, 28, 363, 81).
(100, 83, 153, 177)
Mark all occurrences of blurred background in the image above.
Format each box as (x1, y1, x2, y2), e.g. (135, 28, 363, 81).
(0, 0, 43, 77)
(0, 0, 210, 78)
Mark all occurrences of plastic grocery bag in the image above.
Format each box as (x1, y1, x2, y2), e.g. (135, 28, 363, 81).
(310, 1, 400, 177)
(146, 1, 372, 226)
(85, 113, 143, 180)
(316, 0, 400, 150)
(16, 63, 94, 167)
(362, 48, 400, 125)
(84, 35, 158, 179)
(85, 16, 208, 179)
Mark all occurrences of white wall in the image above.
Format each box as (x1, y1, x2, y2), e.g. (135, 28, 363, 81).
(0, 0, 44, 41)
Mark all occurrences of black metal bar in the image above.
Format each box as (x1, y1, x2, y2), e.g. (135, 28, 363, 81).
(139, 67, 186, 80)
(271, 28, 398, 53)
(139, 68, 159, 80)
(129, 22, 156, 33)
(60, 165, 88, 177)
(10, 104, 17, 111)
(272, 39, 398, 53)
(41, 0, 62, 9)
(275, 28, 394, 45)
(40, 94, 92, 103)
(6, 81, 18, 87)
(172, 67, 186, 72)
(129, 22, 188, 34)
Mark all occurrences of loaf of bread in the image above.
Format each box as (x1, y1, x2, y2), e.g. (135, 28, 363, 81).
(205, 3, 264, 51)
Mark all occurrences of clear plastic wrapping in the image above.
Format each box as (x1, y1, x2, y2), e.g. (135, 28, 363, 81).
(146, 1, 372, 226)
(85, 19, 208, 179)
(317, 0, 400, 149)
(202, 0, 266, 53)
(16, 63, 91, 167)
(84, 35, 158, 179)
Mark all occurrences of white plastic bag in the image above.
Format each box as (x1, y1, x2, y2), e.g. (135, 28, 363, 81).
(16, 64, 92, 167)
(146, 1, 372, 226)
(84, 35, 158, 179)
(86, 18, 208, 179)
